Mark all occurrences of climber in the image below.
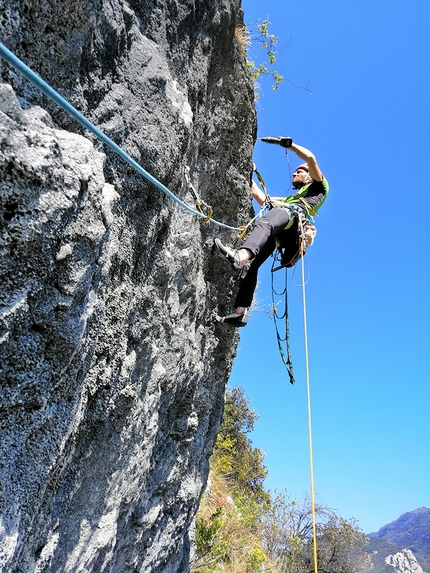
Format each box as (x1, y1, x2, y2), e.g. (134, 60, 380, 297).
(214, 139, 329, 327)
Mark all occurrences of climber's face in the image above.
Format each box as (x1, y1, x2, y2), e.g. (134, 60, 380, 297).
(292, 167, 310, 188)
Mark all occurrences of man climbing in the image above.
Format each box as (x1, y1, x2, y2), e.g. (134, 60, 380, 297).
(215, 138, 329, 327)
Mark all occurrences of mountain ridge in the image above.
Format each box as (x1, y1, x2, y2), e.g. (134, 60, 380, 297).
(366, 507, 430, 573)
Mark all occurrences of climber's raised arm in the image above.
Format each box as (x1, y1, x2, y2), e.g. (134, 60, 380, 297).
(289, 142, 324, 182)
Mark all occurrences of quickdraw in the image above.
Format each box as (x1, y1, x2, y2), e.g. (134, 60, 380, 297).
(253, 162, 267, 194)
(184, 166, 213, 222)
(232, 162, 273, 241)
(195, 200, 213, 223)
(236, 225, 248, 240)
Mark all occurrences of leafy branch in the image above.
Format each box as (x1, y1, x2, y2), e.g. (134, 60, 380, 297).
(243, 18, 284, 93)
(236, 18, 313, 97)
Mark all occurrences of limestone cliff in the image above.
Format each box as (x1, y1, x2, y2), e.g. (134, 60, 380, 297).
(0, 0, 256, 571)
(385, 550, 425, 573)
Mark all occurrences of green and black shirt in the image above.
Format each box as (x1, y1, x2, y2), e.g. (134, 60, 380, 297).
(281, 177, 329, 215)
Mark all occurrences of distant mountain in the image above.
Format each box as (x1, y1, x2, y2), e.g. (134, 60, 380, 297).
(366, 508, 430, 573)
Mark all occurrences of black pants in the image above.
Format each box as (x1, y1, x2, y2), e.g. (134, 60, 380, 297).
(234, 207, 300, 309)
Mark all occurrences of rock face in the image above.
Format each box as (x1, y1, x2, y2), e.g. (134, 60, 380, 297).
(366, 509, 430, 573)
(385, 550, 425, 573)
(0, 0, 256, 571)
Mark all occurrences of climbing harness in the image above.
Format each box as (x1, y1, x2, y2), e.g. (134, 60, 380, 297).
(272, 211, 316, 272)
(0, 42, 247, 234)
(282, 193, 317, 218)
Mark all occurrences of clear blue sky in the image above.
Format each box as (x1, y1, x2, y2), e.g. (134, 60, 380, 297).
(229, 0, 430, 534)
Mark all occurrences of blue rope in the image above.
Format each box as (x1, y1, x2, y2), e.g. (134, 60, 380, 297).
(0, 41, 241, 232)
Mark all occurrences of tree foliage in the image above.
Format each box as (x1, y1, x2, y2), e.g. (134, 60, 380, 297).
(193, 388, 370, 573)
(238, 18, 312, 97)
(194, 388, 270, 572)
(194, 472, 268, 572)
(211, 386, 269, 505)
(315, 516, 371, 573)
(247, 19, 284, 92)
(262, 491, 371, 573)
(236, 19, 284, 94)
(262, 491, 335, 568)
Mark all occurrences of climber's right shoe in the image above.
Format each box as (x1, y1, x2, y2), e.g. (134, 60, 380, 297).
(216, 312, 248, 327)
(214, 238, 250, 278)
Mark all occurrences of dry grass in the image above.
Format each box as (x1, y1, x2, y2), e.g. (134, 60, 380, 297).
(194, 472, 271, 573)
(235, 24, 251, 58)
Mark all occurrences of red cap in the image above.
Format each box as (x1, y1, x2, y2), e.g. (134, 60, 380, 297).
(295, 163, 309, 172)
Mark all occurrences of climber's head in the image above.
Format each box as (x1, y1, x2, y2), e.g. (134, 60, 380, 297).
(292, 164, 312, 189)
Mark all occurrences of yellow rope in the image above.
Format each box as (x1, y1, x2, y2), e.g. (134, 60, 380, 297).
(300, 224, 319, 573)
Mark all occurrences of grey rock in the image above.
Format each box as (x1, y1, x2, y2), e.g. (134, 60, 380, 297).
(0, 83, 23, 120)
(385, 550, 425, 573)
(368, 508, 430, 573)
(0, 0, 256, 571)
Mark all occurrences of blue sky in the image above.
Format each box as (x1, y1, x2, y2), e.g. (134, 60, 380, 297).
(229, 0, 430, 534)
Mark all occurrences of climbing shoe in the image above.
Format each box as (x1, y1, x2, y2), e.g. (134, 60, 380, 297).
(216, 312, 248, 327)
(214, 238, 250, 278)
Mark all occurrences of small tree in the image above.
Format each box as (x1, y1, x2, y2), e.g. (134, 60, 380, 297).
(246, 19, 284, 92)
(312, 517, 371, 573)
(235, 19, 284, 95)
(261, 491, 370, 573)
(262, 491, 334, 572)
(212, 387, 269, 505)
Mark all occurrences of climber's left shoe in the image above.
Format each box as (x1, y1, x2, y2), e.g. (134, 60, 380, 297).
(214, 238, 249, 278)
